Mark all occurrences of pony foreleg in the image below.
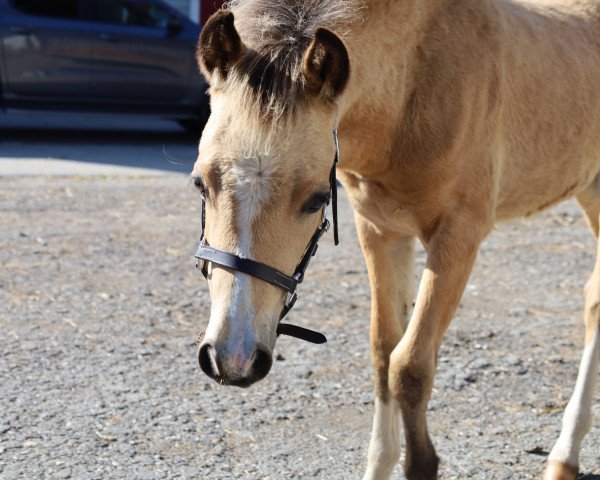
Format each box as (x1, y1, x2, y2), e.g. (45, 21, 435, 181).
(355, 214, 415, 480)
(545, 198, 600, 479)
(544, 303, 600, 480)
(388, 215, 485, 480)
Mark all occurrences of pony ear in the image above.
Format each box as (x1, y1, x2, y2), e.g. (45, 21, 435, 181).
(197, 10, 244, 82)
(302, 27, 350, 99)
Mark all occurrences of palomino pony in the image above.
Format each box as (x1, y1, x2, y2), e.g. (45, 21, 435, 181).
(191, 1, 600, 478)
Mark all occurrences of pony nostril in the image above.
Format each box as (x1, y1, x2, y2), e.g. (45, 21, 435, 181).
(198, 344, 220, 379)
(249, 346, 272, 382)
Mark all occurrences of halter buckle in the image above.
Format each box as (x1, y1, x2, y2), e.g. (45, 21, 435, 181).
(196, 236, 209, 278)
(280, 291, 297, 320)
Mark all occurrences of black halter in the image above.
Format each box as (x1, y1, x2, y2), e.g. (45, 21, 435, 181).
(195, 130, 341, 344)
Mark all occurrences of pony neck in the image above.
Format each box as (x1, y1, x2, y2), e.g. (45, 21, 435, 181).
(342, 0, 446, 101)
(335, 0, 447, 170)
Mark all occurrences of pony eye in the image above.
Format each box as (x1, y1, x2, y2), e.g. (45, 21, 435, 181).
(304, 192, 330, 214)
(193, 176, 208, 198)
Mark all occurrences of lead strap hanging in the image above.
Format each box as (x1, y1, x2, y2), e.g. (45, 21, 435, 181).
(331, 129, 340, 246)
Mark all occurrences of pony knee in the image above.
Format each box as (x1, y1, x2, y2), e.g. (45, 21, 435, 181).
(388, 352, 434, 409)
(583, 293, 600, 341)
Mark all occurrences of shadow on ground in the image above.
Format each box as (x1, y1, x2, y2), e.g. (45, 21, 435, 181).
(0, 113, 202, 174)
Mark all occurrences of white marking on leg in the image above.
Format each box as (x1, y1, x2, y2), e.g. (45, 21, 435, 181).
(548, 330, 600, 468)
(363, 397, 401, 480)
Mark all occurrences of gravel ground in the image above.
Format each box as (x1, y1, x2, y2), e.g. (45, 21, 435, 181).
(1, 174, 599, 479)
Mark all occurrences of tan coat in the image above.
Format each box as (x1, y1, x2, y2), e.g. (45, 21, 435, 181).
(194, 2, 600, 479)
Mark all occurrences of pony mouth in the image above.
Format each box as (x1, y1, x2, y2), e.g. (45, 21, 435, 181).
(207, 370, 268, 389)
(198, 343, 272, 388)
(214, 375, 256, 388)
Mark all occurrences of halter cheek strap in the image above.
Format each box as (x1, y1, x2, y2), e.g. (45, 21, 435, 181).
(194, 130, 341, 345)
(331, 128, 340, 245)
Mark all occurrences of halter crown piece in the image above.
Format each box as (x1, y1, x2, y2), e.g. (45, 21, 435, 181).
(195, 130, 341, 344)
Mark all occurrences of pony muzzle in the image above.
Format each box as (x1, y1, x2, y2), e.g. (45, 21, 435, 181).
(198, 340, 273, 387)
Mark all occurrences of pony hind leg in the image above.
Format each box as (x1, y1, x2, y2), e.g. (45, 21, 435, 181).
(575, 178, 600, 237)
(354, 213, 416, 480)
(544, 186, 600, 480)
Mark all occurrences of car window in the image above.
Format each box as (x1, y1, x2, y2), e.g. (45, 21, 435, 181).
(92, 0, 171, 28)
(10, 0, 80, 19)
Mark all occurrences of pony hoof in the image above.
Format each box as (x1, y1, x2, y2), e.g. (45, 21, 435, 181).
(543, 460, 578, 480)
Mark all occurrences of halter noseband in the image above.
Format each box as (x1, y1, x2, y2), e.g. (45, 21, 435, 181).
(195, 130, 341, 344)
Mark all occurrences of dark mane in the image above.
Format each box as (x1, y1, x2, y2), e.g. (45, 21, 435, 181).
(225, 0, 362, 119)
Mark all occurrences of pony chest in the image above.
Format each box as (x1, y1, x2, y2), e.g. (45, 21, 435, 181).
(340, 171, 423, 236)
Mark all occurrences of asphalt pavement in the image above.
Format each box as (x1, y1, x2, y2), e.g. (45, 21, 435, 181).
(0, 112, 197, 176)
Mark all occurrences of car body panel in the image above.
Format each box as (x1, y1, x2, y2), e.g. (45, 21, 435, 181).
(0, 0, 208, 121)
(0, 0, 94, 99)
(88, 0, 197, 104)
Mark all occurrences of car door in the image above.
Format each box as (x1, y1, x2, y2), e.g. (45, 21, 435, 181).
(88, 0, 195, 104)
(0, 0, 93, 99)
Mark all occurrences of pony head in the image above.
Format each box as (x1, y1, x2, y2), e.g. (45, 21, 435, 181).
(192, 7, 350, 387)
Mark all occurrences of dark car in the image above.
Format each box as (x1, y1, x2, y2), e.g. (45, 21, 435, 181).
(0, 0, 209, 131)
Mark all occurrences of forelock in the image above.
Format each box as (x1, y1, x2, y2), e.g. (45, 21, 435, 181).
(221, 0, 363, 123)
